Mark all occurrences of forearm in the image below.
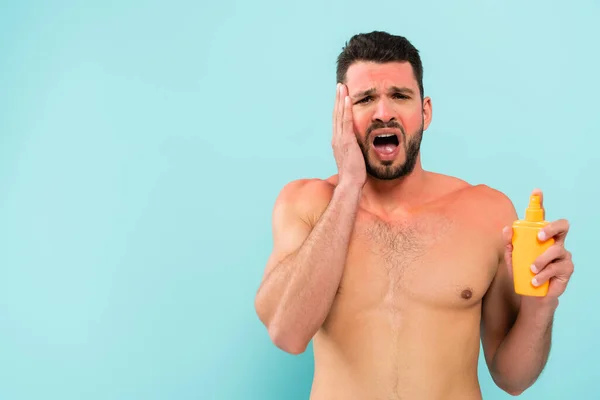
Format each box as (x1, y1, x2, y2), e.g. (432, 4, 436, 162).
(491, 298, 558, 394)
(257, 183, 362, 352)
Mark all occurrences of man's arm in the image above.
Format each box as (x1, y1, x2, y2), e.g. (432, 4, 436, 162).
(254, 178, 362, 355)
(481, 190, 573, 395)
(481, 244, 557, 395)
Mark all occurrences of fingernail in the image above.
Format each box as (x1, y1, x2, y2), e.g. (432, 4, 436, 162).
(532, 277, 539, 286)
(538, 231, 546, 241)
(530, 264, 538, 273)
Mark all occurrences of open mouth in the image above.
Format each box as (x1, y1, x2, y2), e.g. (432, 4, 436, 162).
(373, 134, 400, 155)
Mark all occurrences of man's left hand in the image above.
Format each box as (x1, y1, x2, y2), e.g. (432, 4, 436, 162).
(502, 189, 574, 300)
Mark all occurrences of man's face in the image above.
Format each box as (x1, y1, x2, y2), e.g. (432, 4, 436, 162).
(345, 61, 431, 180)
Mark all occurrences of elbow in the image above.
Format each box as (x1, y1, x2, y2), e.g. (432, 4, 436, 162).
(491, 372, 529, 397)
(254, 293, 310, 355)
(496, 382, 526, 397)
(490, 367, 528, 397)
(268, 322, 310, 355)
(254, 295, 270, 327)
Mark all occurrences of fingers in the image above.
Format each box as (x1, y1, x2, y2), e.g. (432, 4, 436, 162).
(342, 93, 354, 141)
(531, 244, 565, 274)
(333, 83, 341, 144)
(531, 258, 574, 288)
(527, 188, 570, 244)
(530, 243, 573, 290)
(332, 84, 353, 144)
(338, 85, 346, 141)
(502, 226, 513, 278)
(502, 225, 513, 243)
(336, 84, 348, 140)
(538, 218, 570, 245)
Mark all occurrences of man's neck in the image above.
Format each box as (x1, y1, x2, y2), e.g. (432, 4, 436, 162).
(360, 164, 430, 217)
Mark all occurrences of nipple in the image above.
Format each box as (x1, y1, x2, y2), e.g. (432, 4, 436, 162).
(525, 194, 544, 222)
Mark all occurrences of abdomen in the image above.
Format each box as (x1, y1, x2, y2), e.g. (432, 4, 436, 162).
(313, 300, 483, 400)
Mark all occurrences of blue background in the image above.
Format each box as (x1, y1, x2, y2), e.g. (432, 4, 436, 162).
(1, 0, 598, 399)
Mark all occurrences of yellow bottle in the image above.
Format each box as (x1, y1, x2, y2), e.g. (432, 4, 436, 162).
(511, 194, 554, 296)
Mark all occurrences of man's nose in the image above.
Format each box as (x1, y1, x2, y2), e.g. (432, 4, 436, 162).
(372, 98, 395, 123)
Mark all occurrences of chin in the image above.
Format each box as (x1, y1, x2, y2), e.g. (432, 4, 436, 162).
(366, 153, 419, 180)
(367, 163, 404, 180)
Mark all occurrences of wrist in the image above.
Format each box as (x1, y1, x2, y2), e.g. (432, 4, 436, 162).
(335, 180, 364, 197)
(520, 296, 559, 319)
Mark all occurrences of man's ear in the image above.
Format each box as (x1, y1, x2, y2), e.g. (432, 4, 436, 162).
(422, 96, 432, 130)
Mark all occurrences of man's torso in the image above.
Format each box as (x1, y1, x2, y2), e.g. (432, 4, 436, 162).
(302, 174, 508, 400)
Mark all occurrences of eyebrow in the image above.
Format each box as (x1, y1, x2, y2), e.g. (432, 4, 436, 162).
(352, 86, 415, 99)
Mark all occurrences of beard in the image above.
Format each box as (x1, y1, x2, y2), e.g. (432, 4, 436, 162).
(357, 118, 424, 181)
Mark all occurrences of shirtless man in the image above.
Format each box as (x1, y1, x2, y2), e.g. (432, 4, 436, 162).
(254, 31, 574, 399)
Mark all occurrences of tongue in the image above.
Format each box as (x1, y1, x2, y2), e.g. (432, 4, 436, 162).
(374, 144, 397, 154)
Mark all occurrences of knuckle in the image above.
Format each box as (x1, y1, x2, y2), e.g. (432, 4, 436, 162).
(557, 219, 569, 230)
(541, 261, 554, 273)
(541, 268, 555, 280)
(559, 259, 572, 271)
(567, 253, 574, 265)
(554, 245, 564, 257)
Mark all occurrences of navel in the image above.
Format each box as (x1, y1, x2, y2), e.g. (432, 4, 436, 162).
(461, 289, 473, 300)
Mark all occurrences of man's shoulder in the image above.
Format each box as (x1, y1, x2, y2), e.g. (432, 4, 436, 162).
(430, 172, 517, 220)
(277, 176, 336, 203)
(432, 174, 510, 203)
(273, 176, 337, 220)
(456, 182, 519, 225)
(470, 184, 515, 210)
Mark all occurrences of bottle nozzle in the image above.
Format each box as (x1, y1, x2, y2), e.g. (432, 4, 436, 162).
(529, 194, 541, 207)
(525, 194, 544, 222)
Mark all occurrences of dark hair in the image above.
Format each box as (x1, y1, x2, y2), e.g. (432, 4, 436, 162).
(336, 31, 424, 100)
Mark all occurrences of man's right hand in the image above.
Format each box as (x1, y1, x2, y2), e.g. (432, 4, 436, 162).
(332, 83, 366, 188)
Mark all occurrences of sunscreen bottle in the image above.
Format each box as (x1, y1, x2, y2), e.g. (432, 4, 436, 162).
(511, 194, 554, 296)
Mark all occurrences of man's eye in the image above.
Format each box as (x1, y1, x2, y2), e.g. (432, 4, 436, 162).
(356, 97, 372, 104)
(393, 93, 409, 99)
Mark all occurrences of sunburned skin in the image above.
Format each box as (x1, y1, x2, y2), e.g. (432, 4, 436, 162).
(301, 173, 509, 400)
(255, 54, 573, 400)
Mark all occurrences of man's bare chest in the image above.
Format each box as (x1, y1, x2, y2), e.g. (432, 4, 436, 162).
(338, 210, 499, 309)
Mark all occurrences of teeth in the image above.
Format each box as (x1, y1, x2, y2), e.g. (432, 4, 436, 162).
(376, 134, 395, 138)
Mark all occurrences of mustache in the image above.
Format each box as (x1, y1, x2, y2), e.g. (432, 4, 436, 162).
(366, 120, 405, 137)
